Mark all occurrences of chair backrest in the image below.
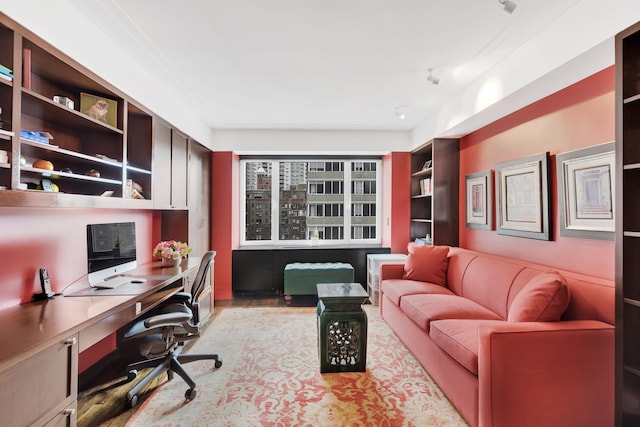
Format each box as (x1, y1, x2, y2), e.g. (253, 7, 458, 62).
(190, 250, 216, 324)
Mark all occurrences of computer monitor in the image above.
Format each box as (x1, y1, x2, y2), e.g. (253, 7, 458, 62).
(86, 221, 137, 285)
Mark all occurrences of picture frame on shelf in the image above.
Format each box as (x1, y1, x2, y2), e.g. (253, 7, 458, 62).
(421, 159, 432, 170)
(556, 142, 615, 240)
(495, 152, 550, 240)
(466, 170, 493, 230)
(80, 92, 117, 127)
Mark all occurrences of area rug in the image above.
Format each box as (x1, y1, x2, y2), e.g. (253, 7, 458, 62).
(126, 306, 467, 427)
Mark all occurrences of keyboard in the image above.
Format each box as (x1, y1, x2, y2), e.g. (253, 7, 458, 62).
(92, 276, 131, 289)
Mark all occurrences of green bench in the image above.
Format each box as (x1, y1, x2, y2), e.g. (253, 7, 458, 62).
(284, 262, 354, 297)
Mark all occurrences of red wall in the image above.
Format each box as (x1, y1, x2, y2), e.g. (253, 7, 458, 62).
(211, 151, 239, 300)
(0, 208, 155, 308)
(459, 66, 615, 279)
(382, 152, 411, 254)
(0, 208, 156, 372)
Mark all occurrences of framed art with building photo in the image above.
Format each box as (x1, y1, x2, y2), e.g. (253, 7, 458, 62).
(495, 152, 550, 240)
(466, 170, 492, 230)
(556, 142, 614, 240)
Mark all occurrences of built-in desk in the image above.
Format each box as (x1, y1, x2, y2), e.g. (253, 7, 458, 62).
(0, 257, 201, 427)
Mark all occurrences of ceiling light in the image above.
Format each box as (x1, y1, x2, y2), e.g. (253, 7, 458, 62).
(427, 68, 439, 85)
(394, 106, 406, 120)
(498, 0, 517, 14)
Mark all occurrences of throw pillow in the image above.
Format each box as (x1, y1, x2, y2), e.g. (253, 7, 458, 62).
(402, 243, 449, 286)
(508, 271, 570, 322)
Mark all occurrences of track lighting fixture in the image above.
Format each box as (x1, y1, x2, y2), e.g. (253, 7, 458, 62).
(498, 0, 517, 14)
(426, 68, 439, 85)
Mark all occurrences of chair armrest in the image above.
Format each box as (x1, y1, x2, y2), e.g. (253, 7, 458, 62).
(477, 320, 614, 427)
(144, 311, 191, 328)
(379, 263, 405, 281)
(167, 291, 191, 302)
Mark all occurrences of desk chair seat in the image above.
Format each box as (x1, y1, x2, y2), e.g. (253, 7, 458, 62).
(121, 250, 221, 408)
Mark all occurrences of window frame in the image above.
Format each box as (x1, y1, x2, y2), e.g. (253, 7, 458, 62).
(240, 158, 381, 247)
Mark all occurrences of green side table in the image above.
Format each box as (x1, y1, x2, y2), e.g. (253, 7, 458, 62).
(316, 282, 369, 373)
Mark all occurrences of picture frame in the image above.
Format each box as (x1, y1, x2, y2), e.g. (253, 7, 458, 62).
(495, 152, 550, 240)
(421, 159, 432, 170)
(80, 92, 118, 128)
(465, 170, 493, 230)
(556, 142, 615, 240)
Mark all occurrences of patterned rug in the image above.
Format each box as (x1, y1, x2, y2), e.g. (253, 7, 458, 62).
(126, 306, 467, 427)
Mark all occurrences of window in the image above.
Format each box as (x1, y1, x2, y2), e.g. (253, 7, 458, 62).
(241, 158, 381, 245)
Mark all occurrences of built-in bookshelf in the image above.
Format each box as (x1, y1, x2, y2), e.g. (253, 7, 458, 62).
(0, 13, 174, 208)
(410, 138, 459, 246)
(616, 19, 640, 426)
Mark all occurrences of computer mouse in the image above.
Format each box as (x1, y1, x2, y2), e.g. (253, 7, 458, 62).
(131, 278, 147, 283)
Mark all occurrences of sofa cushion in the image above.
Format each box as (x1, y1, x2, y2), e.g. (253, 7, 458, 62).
(508, 271, 570, 322)
(400, 293, 502, 332)
(430, 319, 506, 376)
(402, 243, 449, 286)
(381, 279, 455, 306)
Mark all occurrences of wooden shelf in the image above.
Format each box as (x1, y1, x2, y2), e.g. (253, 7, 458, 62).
(22, 89, 123, 134)
(411, 167, 432, 178)
(616, 20, 640, 424)
(21, 139, 123, 167)
(409, 138, 459, 245)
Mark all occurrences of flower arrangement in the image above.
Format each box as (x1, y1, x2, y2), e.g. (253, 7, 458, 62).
(153, 240, 191, 260)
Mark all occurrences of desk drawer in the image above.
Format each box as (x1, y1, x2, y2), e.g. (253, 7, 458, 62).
(78, 305, 136, 352)
(0, 334, 78, 427)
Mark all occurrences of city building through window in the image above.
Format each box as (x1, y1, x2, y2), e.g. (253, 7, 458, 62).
(241, 159, 381, 246)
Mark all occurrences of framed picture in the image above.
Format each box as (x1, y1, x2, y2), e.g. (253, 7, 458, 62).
(422, 159, 432, 170)
(80, 92, 118, 128)
(466, 170, 493, 230)
(495, 152, 550, 240)
(556, 142, 614, 240)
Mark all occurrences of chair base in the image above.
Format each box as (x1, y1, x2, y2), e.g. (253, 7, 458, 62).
(124, 345, 222, 408)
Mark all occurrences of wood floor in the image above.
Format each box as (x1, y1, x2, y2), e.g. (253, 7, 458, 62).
(77, 296, 317, 427)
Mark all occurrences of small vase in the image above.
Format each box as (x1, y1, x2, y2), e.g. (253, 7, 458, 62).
(161, 257, 181, 267)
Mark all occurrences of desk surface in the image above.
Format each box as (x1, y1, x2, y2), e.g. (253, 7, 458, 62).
(0, 257, 200, 373)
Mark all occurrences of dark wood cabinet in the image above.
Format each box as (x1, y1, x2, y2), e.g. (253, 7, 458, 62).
(0, 12, 210, 212)
(232, 247, 391, 295)
(152, 121, 189, 210)
(616, 19, 640, 427)
(410, 138, 459, 246)
(0, 334, 78, 427)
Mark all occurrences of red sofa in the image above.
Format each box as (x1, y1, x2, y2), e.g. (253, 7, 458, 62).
(379, 245, 614, 427)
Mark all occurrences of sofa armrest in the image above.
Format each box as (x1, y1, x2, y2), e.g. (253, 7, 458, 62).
(379, 263, 405, 281)
(477, 320, 614, 427)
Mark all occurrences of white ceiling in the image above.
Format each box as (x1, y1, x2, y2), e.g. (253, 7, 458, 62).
(3, 0, 640, 150)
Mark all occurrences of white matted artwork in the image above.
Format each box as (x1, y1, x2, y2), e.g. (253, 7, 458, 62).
(495, 152, 550, 240)
(556, 142, 614, 240)
(466, 170, 492, 230)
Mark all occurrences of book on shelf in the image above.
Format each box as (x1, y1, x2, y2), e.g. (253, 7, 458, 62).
(0, 129, 14, 137)
(20, 130, 54, 144)
(0, 63, 12, 75)
(23, 48, 31, 90)
(419, 177, 432, 195)
(0, 73, 12, 82)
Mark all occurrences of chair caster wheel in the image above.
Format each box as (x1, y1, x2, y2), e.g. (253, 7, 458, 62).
(127, 370, 137, 381)
(215, 360, 223, 368)
(126, 394, 138, 409)
(167, 371, 174, 381)
(185, 388, 197, 401)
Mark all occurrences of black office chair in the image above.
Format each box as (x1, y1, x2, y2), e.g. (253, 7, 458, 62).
(121, 250, 222, 408)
